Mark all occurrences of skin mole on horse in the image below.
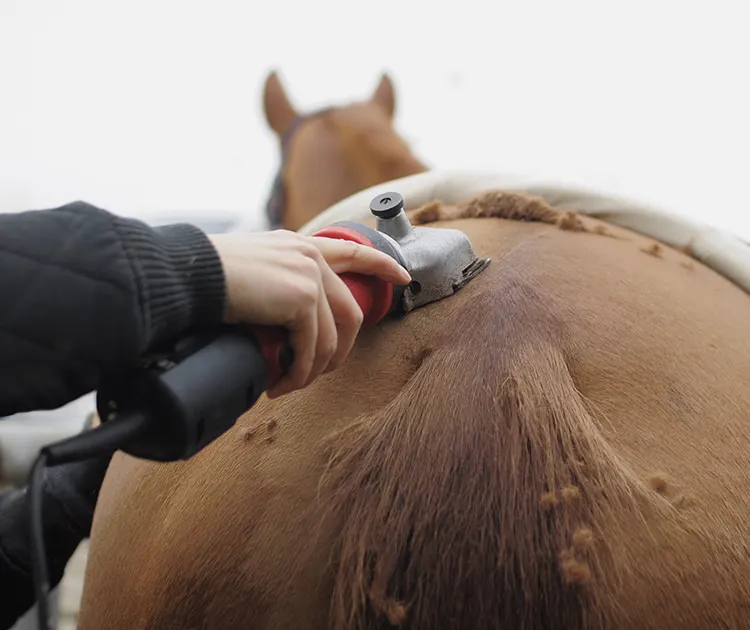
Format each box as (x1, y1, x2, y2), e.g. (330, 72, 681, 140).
(77, 72, 750, 630)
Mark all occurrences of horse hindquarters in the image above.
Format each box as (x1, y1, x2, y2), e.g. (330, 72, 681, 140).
(80, 209, 750, 629)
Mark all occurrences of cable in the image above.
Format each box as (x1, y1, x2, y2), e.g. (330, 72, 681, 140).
(27, 412, 148, 630)
(29, 453, 50, 630)
(25, 325, 287, 629)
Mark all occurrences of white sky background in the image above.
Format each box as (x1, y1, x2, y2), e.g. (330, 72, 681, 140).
(0, 0, 748, 237)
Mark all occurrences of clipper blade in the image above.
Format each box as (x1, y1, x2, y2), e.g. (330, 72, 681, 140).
(453, 257, 492, 292)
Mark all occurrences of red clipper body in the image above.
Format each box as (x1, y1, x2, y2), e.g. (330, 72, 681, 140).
(251, 221, 407, 388)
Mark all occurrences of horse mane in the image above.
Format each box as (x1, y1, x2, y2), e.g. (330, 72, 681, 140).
(409, 189, 616, 238)
(317, 192, 677, 630)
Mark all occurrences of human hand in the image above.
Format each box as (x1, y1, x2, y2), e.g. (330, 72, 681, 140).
(209, 230, 411, 398)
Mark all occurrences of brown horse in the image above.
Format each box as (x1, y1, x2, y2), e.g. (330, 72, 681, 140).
(78, 80, 750, 629)
(261, 70, 427, 232)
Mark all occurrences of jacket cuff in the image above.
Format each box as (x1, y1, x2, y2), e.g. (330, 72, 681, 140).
(112, 217, 227, 351)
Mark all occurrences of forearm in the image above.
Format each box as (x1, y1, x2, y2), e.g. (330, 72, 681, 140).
(0, 201, 226, 416)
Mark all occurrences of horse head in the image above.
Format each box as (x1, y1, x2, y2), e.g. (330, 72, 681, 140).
(262, 71, 427, 232)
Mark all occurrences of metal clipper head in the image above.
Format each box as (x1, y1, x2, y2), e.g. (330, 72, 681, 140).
(369, 191, 491, 314)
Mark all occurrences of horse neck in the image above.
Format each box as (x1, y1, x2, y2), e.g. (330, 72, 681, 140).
(350, 147, 427, 191)
(340, 124, 428, 191)
(281, 140, 428, 232)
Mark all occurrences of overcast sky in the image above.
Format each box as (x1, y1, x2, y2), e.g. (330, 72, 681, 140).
(1, 0, 748, 238)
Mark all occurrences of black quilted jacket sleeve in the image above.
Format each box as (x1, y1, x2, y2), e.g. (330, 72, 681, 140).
(0, 200, 226, 416)
(0, 200, 227, 628)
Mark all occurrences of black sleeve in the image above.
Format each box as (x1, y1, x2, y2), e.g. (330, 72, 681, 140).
(0, 452, 111, 630)
(0, 201, 227, 417)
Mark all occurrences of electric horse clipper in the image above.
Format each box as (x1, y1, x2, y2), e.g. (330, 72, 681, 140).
(27, 191, 490, 630)
(94, 191, 492, 462)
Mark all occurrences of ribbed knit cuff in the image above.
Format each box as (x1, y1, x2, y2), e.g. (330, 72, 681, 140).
(111, 217, 227, 352)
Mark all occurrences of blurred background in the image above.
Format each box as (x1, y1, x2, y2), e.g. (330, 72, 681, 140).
(1, 0, 748, 627)
(2, 0, 748, 235)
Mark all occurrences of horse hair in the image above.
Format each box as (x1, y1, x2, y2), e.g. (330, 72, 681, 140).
(317, 192, 663, 630)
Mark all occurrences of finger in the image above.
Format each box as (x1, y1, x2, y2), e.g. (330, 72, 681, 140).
(304, 278, 338, 387)
(267, 290, 318, 399)
(310, 238, 411, 285)
(319, 263, 363, 372)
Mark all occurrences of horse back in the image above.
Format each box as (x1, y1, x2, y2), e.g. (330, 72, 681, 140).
(80, 202, 750, 629)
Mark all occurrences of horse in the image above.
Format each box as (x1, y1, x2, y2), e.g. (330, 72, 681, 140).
(77, 79, 750, 629)
(261, 71, 427, 232)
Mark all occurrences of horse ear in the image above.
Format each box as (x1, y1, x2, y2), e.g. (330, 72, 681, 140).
(371, 73, 396, 118)
(263, 71, 298, 136)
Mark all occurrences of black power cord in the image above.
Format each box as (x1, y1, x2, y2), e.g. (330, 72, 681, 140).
(26, 325, 287, 630)
(28, 455, 50, 630)
(28, 413, 149, 630)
